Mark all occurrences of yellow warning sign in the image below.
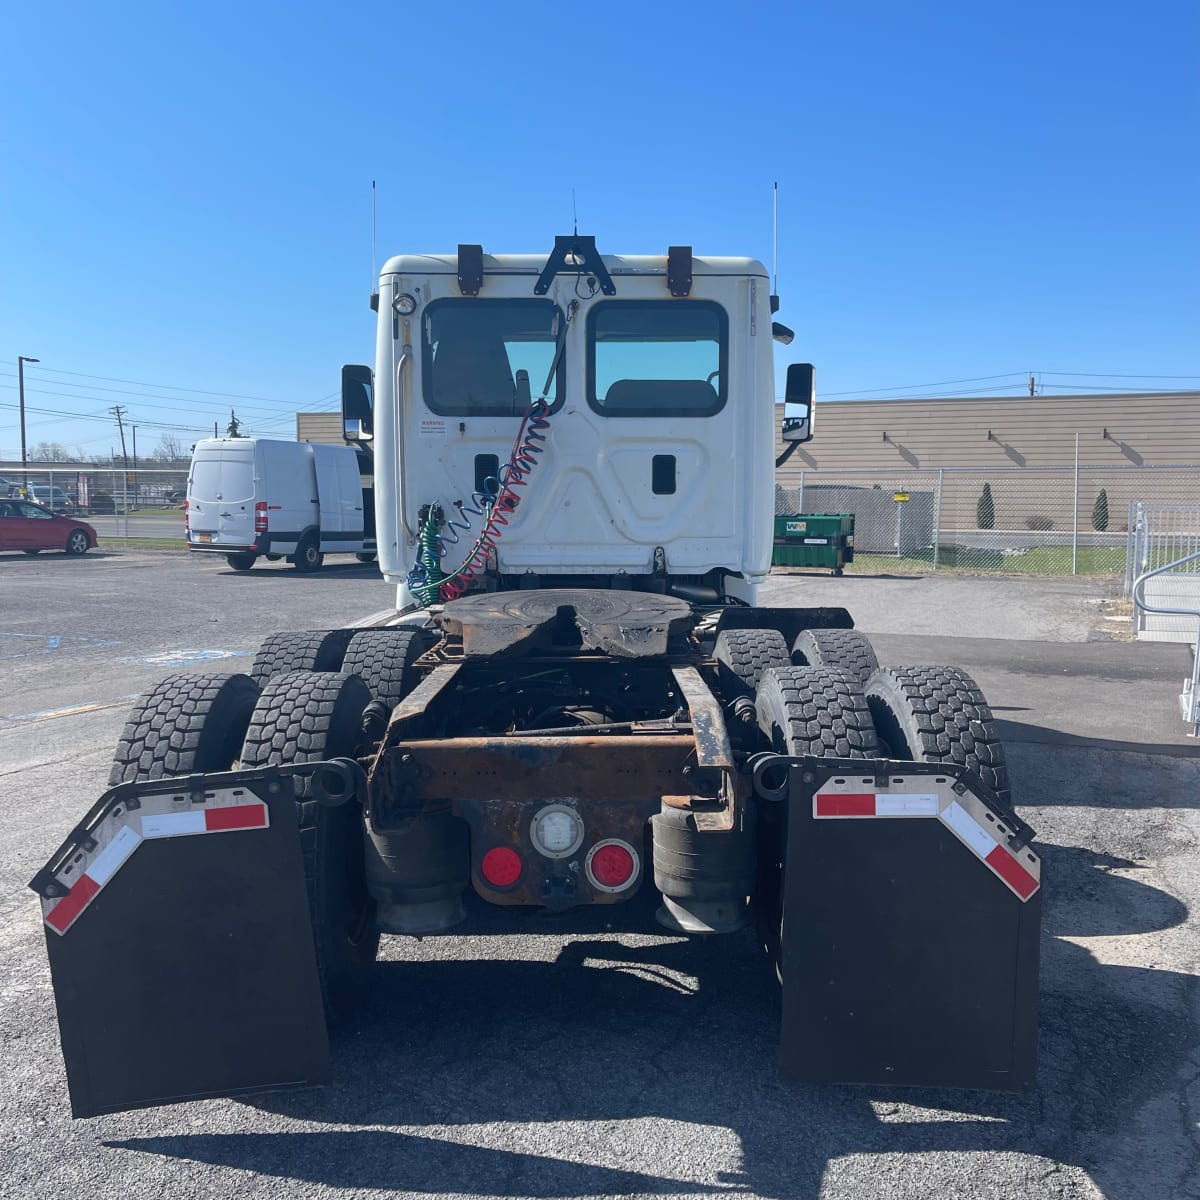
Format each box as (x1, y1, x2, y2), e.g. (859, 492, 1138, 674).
(893, 492, 910, 503)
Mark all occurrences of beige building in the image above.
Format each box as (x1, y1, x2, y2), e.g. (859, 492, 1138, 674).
(774, 391, 1200, 472)
(296, 412, 344, 444)
(775, 391, 1199, 534)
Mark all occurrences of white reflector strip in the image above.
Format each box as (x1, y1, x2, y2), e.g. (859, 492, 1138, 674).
(941, 800, 997, 859)
(142, 810, 207, 838)
(84, 824, 142, 885)
(874, 793, 940, 816)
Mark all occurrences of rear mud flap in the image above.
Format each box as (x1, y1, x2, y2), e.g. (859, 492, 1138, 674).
(29, 761, 360, 1118)
(758, 755, 1041, 1091)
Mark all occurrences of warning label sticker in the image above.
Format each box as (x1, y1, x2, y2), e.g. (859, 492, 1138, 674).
(419, 418, 448, 439)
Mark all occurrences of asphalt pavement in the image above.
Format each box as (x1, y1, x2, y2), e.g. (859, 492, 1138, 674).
(1, 552, 1197, 1200)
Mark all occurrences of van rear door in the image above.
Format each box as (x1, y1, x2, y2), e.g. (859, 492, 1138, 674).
(188, 442, 256, 548)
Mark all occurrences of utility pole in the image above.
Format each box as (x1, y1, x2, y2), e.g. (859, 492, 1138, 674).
(1028, 373, 1036, 397)
(17, 355, 40, 488)
(110, 406, 129, 520)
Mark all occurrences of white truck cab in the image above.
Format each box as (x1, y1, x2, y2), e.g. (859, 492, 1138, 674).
(186, 437, 375, 571)
(342, 238, 813, 610)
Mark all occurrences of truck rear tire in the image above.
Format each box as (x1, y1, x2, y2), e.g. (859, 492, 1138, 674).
(712, 628, 791, 701)
(293, 536, 323, 572)
(791, 628, 879, 686)
(754, 666, 879, 979)
(225, 553, 256, 571)
(240, 670, 379, 1022)
(355, 552, 377, 563)
(108, 672, 260, 784)
(342, 628, 432, 708)
(250, 629, 357, 686)
(865, 666, 1011, 811)
(755, 665, 880, 758)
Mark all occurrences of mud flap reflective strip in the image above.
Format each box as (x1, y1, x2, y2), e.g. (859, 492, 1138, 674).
(41, 795, 269, 935)
(813, 778, 1041, 901)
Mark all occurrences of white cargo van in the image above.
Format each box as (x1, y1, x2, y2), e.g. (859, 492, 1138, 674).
(186, 438, 375, 571)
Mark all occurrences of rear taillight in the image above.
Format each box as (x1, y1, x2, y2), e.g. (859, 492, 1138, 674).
(586, 839, 638, 892)
(254, 501, 268, 533)
(480, 846, 523, 889)
(183, 499, 189, 535)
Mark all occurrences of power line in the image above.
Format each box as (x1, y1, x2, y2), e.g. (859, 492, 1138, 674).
(1040, 371, 1200, 380)
(25, 364, 301, 405)
(0, 398, 211, 433)
(823, 372, 1027, 397)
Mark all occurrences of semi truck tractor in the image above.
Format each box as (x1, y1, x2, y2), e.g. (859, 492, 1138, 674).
(32, 236, 1041, 1117)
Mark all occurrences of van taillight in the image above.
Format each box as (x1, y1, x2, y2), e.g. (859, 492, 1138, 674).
(254, 502, 268, 533)
(183, 500, 189, 535)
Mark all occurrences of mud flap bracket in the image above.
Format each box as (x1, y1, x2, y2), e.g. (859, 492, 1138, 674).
(766, 755, 1041, 1091)
(29, 759, 363, 1117)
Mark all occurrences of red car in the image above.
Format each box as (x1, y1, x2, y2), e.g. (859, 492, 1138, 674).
(0, 498, 97, 556)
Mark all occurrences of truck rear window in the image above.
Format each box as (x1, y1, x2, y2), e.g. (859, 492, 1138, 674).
(422, 299, 565, 416)
(587, 301, 727, 418)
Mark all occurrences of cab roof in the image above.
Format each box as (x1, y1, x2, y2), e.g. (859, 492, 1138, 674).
(380, 252, 768, 279)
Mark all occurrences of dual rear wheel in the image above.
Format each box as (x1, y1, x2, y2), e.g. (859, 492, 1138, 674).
(108, 627, 431, 1022)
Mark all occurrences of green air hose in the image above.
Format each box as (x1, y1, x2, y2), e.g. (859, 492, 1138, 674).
(413, 506, 445, 607)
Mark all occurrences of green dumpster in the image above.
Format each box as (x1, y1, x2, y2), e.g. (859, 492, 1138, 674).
(772, 513, 855, 574)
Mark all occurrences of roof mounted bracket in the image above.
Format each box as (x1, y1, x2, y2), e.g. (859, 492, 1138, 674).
(667, 245, 693, 297)
(457, 244, 484, 296)
(534, 235, 615, 296)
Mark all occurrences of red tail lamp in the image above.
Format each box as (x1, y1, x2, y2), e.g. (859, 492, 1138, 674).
(585, 839, 638, 892)
(481, 846, 522, 888)
(254, 501, 268, 533)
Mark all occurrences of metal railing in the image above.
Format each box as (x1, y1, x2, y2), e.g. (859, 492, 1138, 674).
(1132, 547, 1200, 737)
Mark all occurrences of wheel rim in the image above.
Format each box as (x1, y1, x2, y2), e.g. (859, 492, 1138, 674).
(67, 532, 87, 553)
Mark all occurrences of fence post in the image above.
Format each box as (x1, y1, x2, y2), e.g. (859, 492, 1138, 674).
(797, 470, 804, 514)
(933, 469, 943, 569)
(1125, 500, 1135, 596)
(1072, 433, 1080, 576)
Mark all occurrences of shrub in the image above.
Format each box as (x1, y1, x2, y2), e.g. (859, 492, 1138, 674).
(1092, 488, 1110, 531)
(1025, 515, 1054, 531)
(976, 482, 995, 530)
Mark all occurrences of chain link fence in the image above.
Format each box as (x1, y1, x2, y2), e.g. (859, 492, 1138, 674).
(777, 464, 1200, 576)
(1, 464, 189, 542)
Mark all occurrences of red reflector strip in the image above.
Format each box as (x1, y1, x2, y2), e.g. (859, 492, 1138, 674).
(985, 844, 1039, 900)
(45, 874, 100, 934)
(815, 793, 876, 816)
(205, 803, 268, 832)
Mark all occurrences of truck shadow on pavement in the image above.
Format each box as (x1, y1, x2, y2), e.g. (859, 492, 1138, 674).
(107, 842, 1199, 1200)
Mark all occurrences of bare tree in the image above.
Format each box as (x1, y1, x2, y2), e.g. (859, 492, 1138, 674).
(31, 441, 73, 461)
(153, 432, 189, 463)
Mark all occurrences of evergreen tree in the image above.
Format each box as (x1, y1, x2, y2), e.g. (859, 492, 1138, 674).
(1092, 488, 1110, 532)
(226, 409, 245, 438)
(977, 482, 995, 530)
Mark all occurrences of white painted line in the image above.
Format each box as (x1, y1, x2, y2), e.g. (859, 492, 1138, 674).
(85, 825, 142, 885)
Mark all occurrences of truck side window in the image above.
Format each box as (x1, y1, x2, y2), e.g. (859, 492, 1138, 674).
(587, 300, 728, 418)
(422, 299, 565, 416)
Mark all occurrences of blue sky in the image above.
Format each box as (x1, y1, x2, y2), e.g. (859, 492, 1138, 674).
(1, 0, 1197, 459)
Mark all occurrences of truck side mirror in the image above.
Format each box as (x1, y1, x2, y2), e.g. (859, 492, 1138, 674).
(782, 362, 814, 443)
(341, 364, 374, 443)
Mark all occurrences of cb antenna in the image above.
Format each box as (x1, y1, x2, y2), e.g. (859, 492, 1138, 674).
(572, 188, 578, 236)
(770, 181, 780, 312)
(369, 180, 380, 310)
